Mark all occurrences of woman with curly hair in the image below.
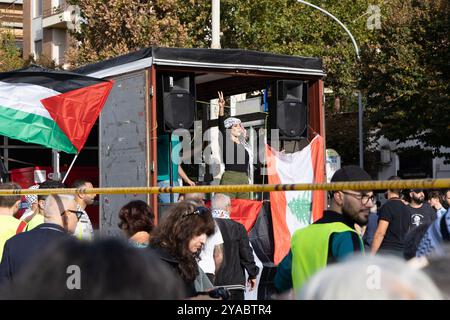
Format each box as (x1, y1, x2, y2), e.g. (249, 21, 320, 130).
(148, 201, 215, 297)
(118, 200, 154, 248)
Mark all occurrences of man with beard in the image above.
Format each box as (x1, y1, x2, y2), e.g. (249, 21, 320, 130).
(443, 190, 450, 210)
(274, 166, 374, 294)
(71, 179, 96, 241)
(408, 189, 437, 230)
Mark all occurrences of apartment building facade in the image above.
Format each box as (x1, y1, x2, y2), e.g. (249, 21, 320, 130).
(0, 0, 23, 48)
(23, 0, 74, 67)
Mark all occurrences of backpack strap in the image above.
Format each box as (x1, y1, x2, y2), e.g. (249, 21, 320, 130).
(16, 220, 28, 234)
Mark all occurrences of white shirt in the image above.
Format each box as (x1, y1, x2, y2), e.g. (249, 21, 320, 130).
(198, 222, 223, 275)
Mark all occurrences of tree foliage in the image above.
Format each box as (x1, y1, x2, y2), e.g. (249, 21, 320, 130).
(69, 0, 379, 99)
(359, 0, 450, 159)
(0, 31, 23, 72)
(219, 0, 376, 98)
(23, 53, 61, 69)
(66, 0, 191, 67)
(178, 0, 382, 99)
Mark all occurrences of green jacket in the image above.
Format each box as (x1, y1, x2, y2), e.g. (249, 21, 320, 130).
(291, 216, 363, 291)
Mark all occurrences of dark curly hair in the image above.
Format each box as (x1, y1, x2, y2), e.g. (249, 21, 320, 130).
(118, 200, 154, 238)
(149, 201, 215, 283)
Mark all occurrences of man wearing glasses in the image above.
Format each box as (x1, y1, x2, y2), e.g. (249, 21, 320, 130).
(0, 194, 80, 286)
(274, 165, 374, 295)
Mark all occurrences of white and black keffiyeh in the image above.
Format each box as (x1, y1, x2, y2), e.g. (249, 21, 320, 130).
(224, 117, 241, 129)
(212, 209, 230, 219)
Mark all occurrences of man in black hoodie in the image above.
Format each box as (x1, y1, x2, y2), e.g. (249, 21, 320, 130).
(211, 193, 259, 300)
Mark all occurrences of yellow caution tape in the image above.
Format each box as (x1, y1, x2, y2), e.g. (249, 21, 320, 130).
(1, 178, 449, 196)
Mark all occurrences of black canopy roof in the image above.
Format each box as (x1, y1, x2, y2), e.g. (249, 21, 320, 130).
(74, 47, 324, 79)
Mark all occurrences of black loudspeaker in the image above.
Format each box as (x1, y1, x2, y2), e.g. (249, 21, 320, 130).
(157, 73, 196, 133)
(269, 80, 307, 139)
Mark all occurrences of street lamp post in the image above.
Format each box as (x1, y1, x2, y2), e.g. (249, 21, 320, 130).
(297, 0, 364, 168)
(211, 0, 221, 49)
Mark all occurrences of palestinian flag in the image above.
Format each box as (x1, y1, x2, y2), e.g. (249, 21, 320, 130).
(229, 199, 263, 232)
(265, 135, 325, 265)
(0, 65, 113, 154)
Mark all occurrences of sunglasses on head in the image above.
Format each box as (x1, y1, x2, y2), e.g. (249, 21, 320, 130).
(182, 206, 209, 218)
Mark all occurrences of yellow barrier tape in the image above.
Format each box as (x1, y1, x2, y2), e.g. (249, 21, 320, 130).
(0, 179, 449, 196)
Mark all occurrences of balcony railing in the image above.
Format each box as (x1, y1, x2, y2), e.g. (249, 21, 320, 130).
(42, 4, 68, 18)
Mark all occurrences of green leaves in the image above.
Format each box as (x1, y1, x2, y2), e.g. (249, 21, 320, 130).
(0, 32, 23, 72)
(66, 0, 190, 67)
(360, 0, 450, 159)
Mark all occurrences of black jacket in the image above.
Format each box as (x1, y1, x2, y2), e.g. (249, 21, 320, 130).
(0, 223, 69, 286)
(147, 245, 194, 297)
(214, 218, 259, 287)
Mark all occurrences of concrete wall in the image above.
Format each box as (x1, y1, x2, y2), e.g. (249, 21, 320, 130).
(51, 28, 65, 64)
(22, 0, 31, 57)
(42, 26, 51, 57)
(42, 0, 50, 14)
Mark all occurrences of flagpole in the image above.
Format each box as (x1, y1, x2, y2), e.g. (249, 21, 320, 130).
(52, 149, 61, 181)
(62, 153, 79, 184)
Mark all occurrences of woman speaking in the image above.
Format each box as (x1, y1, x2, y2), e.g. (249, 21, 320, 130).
(217, 91, 253, 199)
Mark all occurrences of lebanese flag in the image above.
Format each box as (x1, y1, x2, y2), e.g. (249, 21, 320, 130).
(265, 135, 325, 265)
(0, 65, 113, 154)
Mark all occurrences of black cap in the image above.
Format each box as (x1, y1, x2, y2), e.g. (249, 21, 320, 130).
(331, 165, 372, 182)
(411, 188, 424, 193)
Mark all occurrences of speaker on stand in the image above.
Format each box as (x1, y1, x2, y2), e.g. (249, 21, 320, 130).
(268, 80, 308, 142)
(157, 73, 196, 133)
(156, 73, 196, 202)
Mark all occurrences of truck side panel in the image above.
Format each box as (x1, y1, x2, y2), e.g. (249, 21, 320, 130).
(99, 71, 148, 236)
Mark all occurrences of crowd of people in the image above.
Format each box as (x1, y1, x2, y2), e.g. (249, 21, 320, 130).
(0, 179, 261, 300)
(0, 167, 448, 300)
(0, 94, 449, 300)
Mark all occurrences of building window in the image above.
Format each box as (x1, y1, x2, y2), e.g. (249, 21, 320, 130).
(34, 0, 43, 18)
(398, 148, 433, 179)
(34, 40, 42, 58)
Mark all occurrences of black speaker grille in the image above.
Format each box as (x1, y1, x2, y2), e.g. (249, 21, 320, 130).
(276, 100, 307, 137)
(163, 91, 195, 130)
